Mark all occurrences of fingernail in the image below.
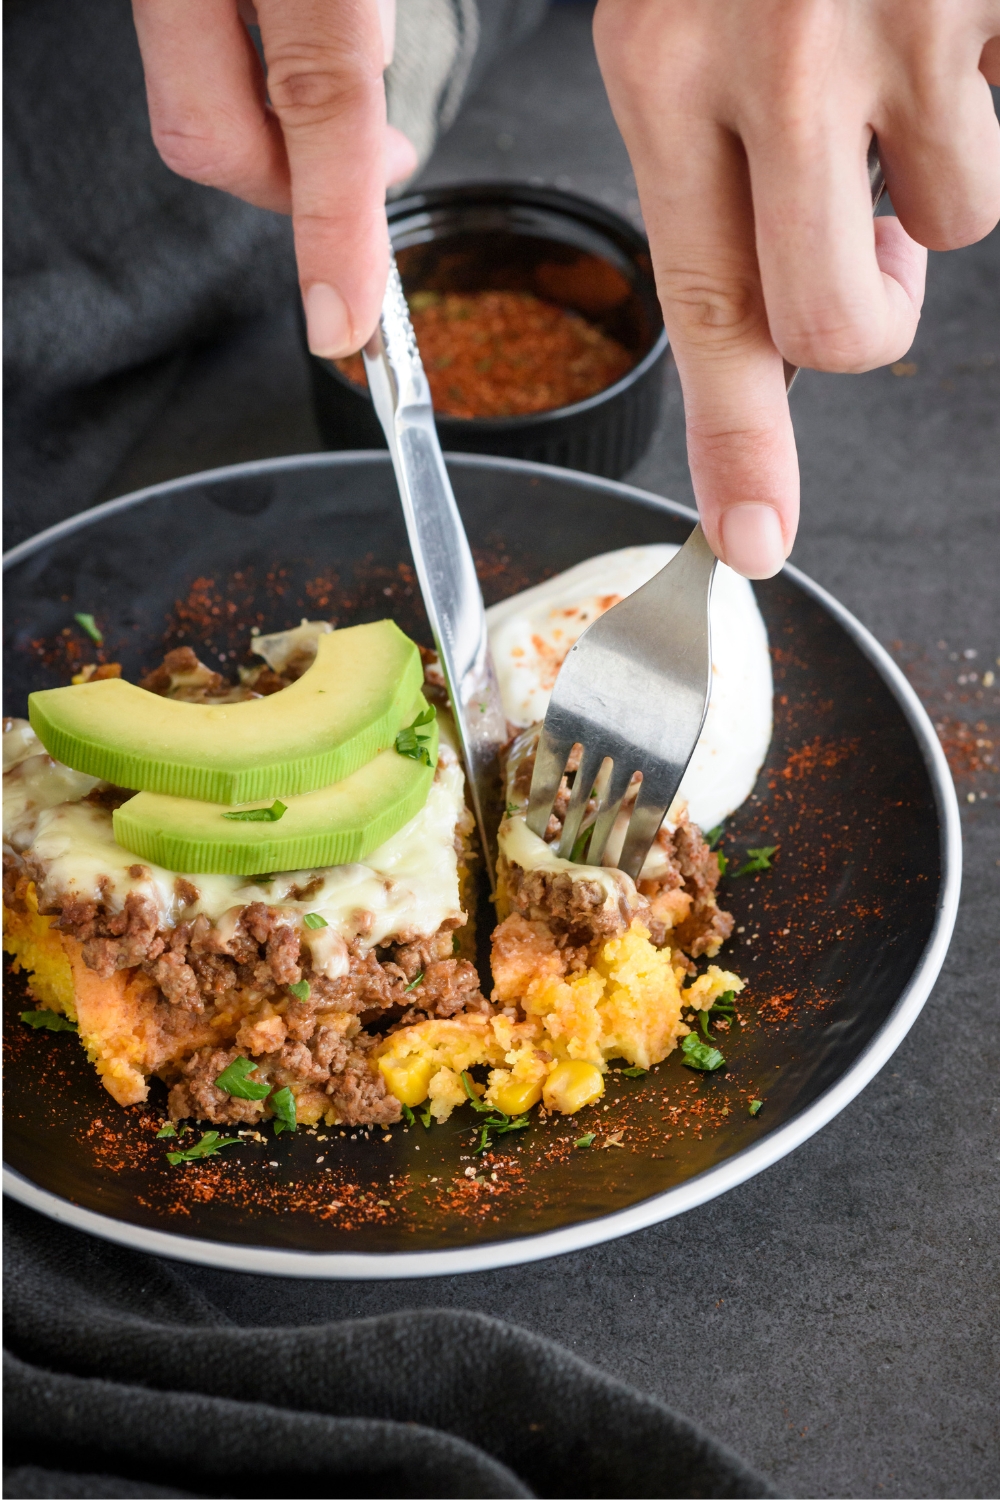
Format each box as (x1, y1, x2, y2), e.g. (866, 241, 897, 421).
(719, 504, 786, 579)
(303, 282, 351, 358)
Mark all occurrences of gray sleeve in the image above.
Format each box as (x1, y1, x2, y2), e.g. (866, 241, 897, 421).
(386, 0, 549, 181)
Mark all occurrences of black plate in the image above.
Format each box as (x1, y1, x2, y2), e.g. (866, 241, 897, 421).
(2, 453, 960, 1277)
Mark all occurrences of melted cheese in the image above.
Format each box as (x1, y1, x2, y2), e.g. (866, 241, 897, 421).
(3, 720, 468, 951)
(499, 813, 637, 908)
(249, 618, 332, 673)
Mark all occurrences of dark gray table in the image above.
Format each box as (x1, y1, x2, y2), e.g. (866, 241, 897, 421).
(98, 7, 1000, 1496)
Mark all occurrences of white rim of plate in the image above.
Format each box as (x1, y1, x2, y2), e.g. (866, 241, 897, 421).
(2, 452, 963, 1279)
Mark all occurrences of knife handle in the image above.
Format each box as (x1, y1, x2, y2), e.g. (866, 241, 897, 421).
(361, 253, 508, 892)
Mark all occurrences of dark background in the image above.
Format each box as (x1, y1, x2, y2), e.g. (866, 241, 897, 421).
(18, 5, 1000, 1497)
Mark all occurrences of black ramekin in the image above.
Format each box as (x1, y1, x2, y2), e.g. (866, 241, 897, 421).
(306, 182, 668, 479)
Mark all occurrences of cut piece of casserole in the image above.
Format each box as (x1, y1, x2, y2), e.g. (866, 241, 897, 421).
(3, 644, 482, 1130)
(5, 629, 744, 1133)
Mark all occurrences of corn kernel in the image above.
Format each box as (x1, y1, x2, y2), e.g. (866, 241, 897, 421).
(491, 1073, 543, 1116)
(542, 1058, 604, 1114)
(378, 1052, 434, 1106)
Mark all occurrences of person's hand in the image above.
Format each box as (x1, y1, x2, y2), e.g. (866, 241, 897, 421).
(594, 0, 1000, 577)
(132, 0, 417, 359)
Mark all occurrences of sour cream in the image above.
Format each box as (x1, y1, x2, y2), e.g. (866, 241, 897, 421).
(486, 545, 773, 832)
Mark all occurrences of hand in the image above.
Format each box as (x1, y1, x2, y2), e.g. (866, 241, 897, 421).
(132, 0, 417, 358)
(594, 0, 1000, 577)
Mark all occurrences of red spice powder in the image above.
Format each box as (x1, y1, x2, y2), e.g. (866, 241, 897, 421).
(336, 290, 635, 418)
(779, 737, 859, 782)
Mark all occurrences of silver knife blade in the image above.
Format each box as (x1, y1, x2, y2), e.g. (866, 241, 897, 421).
(361, 252, 508, 892)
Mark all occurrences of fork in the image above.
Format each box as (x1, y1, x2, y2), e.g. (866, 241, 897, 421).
(525, 520, 718, 881)
(527, 139, 887, 880)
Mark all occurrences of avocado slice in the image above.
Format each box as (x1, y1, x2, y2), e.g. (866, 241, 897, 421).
(112, 700, 439, 874)
(28, 621, 422, 804)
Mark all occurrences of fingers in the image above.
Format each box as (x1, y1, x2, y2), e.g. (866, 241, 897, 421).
(386, 125, 419, 186)
(878, 64, 1000, 249)
(375, 0, 396, 67)
(256, 0, 389, 355)
(632, 130, 798, 577)
(871, 215, 927, 316)
(596, 3, 797, 578)
(982, 35, 1000, 84)
(132, 0, 290, 212)
(749, 124, 925, 373)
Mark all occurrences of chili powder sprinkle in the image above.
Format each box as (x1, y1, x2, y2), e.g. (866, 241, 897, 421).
(336, 289, 635, 418)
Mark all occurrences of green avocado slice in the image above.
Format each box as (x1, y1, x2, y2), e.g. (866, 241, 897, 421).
(112, 701, 438, 875)
(28, 621, 422, 804)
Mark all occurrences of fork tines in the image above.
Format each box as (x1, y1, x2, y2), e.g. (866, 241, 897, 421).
(525, 523, 718, 883)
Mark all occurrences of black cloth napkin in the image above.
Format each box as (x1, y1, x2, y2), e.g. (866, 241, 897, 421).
(3, 1201, 776, 1499)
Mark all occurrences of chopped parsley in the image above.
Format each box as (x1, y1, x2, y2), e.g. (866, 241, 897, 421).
(570, 825, 593, 863)
(681, 1033, 726, 1072)
(214, 1055, 270, 1100)
(506, 802, 520, 817)
(166, 1131, 240, 1165)
(303, 912, 328, 929)
(698, 989, 737, 1039)
(749, 1099, 763, 1116)
(401, 1104, 417, 1127)
(731, 845, 777, 878)
(270, 1086, 297, 1134)
(287, 980, 311, 1002)
(418, 1101, 434, 1129)
(621, 1065, 647, 1078)
(156, 1123, 177, 1138)
(461, 1071, 531, 1154)
(716, 850, 728, 875)
(575, 1133, 596, 1149)
(20, 1008, 77, 1032)
(452, 933, 461, 955)
(395, 705, 436, 767)
(403, 971, 424, 993)
(705, 824, 725, 849)
(222, 800, 287, 822)
(74, 612, 103, 645)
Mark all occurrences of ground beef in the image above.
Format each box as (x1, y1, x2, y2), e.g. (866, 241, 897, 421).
(2, 855, 24, 908)
(319, 948, 409, 1013)
(325, 1038, 401, 1128)
(641, 819, 734, 957)
(148, 950, 203, 1010)
(504, 863, 636, 949)
(310, 1020, 353, 1073)
(236, 664, 288, 695)
(389, 925, 461, 980)
(139, 647, 225, 698)
(188, 951, 240, 1000)
(138, 647, 259, 704)
(500, 727, 734, 961)
(84, 784, 136, 813)
(671, 900, 734, 958)
(61, 890, 166, 976)
(401, 958, 486, 1020)
(167, 1046, 269, 1127)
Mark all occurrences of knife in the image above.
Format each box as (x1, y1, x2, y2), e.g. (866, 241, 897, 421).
(362, 252, 508, 893)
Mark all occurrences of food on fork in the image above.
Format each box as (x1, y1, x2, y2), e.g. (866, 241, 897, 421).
(3, 546, 771, 1146)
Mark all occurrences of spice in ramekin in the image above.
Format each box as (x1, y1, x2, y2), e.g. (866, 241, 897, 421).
(336, 289, 635, 419)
